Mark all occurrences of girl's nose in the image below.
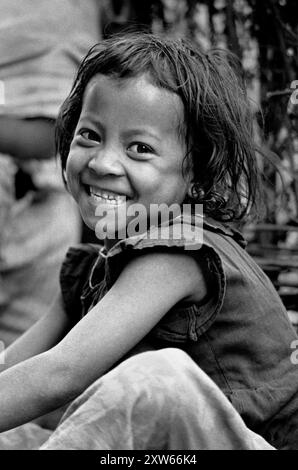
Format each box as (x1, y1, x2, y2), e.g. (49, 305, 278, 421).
(87, 147, 124, 176)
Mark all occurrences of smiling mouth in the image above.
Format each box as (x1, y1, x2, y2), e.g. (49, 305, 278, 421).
(86, 186, 127, 205)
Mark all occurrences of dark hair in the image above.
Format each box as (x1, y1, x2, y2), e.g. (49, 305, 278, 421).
(56, 32, 262, 222)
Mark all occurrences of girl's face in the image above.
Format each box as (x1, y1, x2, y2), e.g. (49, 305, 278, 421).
(66, 73, 192, 246)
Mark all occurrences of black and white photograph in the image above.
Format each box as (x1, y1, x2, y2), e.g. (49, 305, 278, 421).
(0, 0, 297, 456)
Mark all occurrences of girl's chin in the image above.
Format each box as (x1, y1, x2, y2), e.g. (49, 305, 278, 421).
(94, 223, 128, 242)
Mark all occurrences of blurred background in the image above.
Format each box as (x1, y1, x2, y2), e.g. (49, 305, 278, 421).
(101, 0, 298, 229)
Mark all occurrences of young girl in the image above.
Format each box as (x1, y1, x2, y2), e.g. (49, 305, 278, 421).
(0, 32, 297, 450)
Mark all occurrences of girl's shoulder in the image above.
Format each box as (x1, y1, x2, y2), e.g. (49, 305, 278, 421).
(102, 214, 238, 306)
(60, 244, 103, 280)
(100, 213, 246, 260)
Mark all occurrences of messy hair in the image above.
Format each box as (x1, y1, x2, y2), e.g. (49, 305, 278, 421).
(56, 32, 262, 222)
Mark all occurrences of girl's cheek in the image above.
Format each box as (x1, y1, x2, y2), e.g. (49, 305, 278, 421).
(66, 148, 84, 171)
(65, 157, 80, 190)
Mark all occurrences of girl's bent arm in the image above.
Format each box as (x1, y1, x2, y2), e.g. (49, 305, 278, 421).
(50, 251, 207, 393)
(0, 251, 207, 432)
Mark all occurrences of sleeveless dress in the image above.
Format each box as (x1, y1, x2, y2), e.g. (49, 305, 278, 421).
(60, 214, 298, 449)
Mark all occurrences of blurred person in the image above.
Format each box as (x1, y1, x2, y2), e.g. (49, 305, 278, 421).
(0, 0, 102, 346)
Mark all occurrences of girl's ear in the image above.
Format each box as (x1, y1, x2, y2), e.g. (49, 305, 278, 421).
(187, 184, 194, 198)
(187, 183, 205, 200)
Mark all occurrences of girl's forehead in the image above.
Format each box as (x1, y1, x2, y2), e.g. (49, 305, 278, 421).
(84, 74, 180, 106)
(81, 73, 185, 133)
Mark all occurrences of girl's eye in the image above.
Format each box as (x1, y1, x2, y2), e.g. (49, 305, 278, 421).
(80, 129, 101, 143)
(128, 143, 153, 155)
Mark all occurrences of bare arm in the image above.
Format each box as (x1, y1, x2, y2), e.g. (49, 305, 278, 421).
(0, 116, 55, 160)
(0, 251, 207, 432)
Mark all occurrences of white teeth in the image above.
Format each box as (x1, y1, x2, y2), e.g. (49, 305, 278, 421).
(89, 187, 126, 205)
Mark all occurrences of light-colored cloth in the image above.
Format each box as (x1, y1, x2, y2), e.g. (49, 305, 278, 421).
(0, 0, 100, 118)
(0, 348, 274, 450)
(0, 423, 51, 450)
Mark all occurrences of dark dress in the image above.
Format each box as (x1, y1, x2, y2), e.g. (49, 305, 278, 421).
(60, 214, 298, 449)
